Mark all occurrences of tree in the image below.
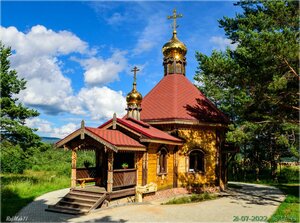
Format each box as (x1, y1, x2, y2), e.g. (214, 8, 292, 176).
(195, 0, 299, 180)
(0, 42, 41, 150)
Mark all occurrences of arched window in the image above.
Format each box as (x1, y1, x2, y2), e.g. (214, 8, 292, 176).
(189, 150, 205, 172)
(157, 147, 168, 174)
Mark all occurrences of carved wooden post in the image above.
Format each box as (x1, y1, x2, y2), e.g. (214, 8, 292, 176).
(107, 150, 114, 193)
(71, 148, 77, 188)
(135, 152, 139, 185)
(142, 152, 148, 186)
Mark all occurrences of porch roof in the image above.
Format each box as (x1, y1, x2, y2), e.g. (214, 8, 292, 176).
(85, 127, 145, 148)
(99, 117, 183, 145)
(56, 127, 146, 151)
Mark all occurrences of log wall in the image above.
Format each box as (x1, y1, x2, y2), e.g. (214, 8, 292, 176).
(146, 143, 175, 190)
(177, 128, 218, 187)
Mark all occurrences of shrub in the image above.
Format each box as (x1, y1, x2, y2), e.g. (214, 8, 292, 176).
(0, 144, 27, 174)
(278, 166, 300, 183)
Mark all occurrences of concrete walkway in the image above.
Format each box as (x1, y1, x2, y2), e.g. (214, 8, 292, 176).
(15, 182, 285, 222)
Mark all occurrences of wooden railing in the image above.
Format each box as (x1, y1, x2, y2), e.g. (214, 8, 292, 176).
(113, 169, 136, 188)
(76, 167, 100, 187)
(76, 167, 98, 179)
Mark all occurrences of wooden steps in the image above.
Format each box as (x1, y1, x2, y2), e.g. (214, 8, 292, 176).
(46, 188, 108, 215)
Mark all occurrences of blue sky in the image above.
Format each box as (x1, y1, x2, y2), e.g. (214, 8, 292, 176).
(1, 1, 240, 138)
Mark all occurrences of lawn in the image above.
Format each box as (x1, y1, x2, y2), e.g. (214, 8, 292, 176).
(1, 170, 69, 222)
(268, 184, 300, 223)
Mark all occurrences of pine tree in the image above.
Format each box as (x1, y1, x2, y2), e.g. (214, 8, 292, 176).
(195, 0, 299, 180)
(0, 42, 41, 150)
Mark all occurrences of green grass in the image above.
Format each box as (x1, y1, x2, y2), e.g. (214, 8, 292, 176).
(0, 144, 96, 222)
(163, 192, 218, 205)
(268, 184, 300, 223)
(1, 170, 69, 222)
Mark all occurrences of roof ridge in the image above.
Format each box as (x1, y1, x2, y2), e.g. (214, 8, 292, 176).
(126, 117, 150, 128)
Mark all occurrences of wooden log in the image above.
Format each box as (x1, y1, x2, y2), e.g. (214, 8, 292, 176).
(71, 149, 77, 188)
(107, 150, 114, 193)
(135, 152, 139, 185)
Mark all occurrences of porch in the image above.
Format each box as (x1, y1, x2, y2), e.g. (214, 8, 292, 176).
(50, 122, 147, 214)
(75, 167, 137, 192)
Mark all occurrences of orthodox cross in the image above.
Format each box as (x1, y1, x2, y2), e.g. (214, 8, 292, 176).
(167, 9, 183, 33)
(131, 66, 140, 84)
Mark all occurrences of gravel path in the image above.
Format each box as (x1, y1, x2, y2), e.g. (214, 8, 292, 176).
(14, 182, 285, 222)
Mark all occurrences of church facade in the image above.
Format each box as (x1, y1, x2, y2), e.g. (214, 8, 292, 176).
(50, 10, 229, 214)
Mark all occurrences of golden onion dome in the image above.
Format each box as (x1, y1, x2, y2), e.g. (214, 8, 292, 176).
(162, 32, 187, 57)
(126, 85, 142, 105)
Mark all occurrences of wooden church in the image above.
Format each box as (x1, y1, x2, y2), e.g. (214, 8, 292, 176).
(48, 9, 230, 214)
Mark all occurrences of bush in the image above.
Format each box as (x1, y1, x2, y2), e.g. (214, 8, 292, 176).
(278, 166, 300, 183)
(0, 144, 27, 174)
(1, 141, 96, 175)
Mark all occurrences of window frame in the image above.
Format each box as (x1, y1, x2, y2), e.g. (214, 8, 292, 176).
(157, 146, 168, 175)
(188, 149, 205, 173)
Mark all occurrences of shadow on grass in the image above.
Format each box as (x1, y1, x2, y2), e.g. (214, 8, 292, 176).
(1, 175, 38, 222)
(274, 184, 299, 201)
(1, 188, 34, 222)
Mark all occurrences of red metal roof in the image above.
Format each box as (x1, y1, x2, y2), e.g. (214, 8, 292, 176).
(99, 118, 182, 143)
(140, 74, 228, 123)
(118, 118, 182, 142)
(85, 127, 145, 148)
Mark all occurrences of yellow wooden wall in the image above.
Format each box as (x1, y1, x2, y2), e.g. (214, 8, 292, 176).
(136, 152, 143, 186)
(177, 128, 217, 187)
(135, 143, 175, 190)
(136, 127, 218, 189)
(147, 143, 175, 190)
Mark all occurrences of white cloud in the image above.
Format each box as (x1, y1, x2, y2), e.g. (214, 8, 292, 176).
(133, 15, 168, 55)
(78, 86, 126, 120)
(26, 118, 53, 133)
(78, 50, 128, 86)
(106, 12, 126, 25)
(52, 123, 78, 138)
(26, 118, 78, 138)
(0, 25, 127, 118)
(0, 25, 88, 115)
(209, 36, 238, 51)
(1, 25, 88, 59)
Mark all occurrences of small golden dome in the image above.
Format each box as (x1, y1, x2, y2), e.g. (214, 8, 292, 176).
(127, 66, 142, 106)
(126, 86, 142, 105)
(162, 32, 187, 57)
